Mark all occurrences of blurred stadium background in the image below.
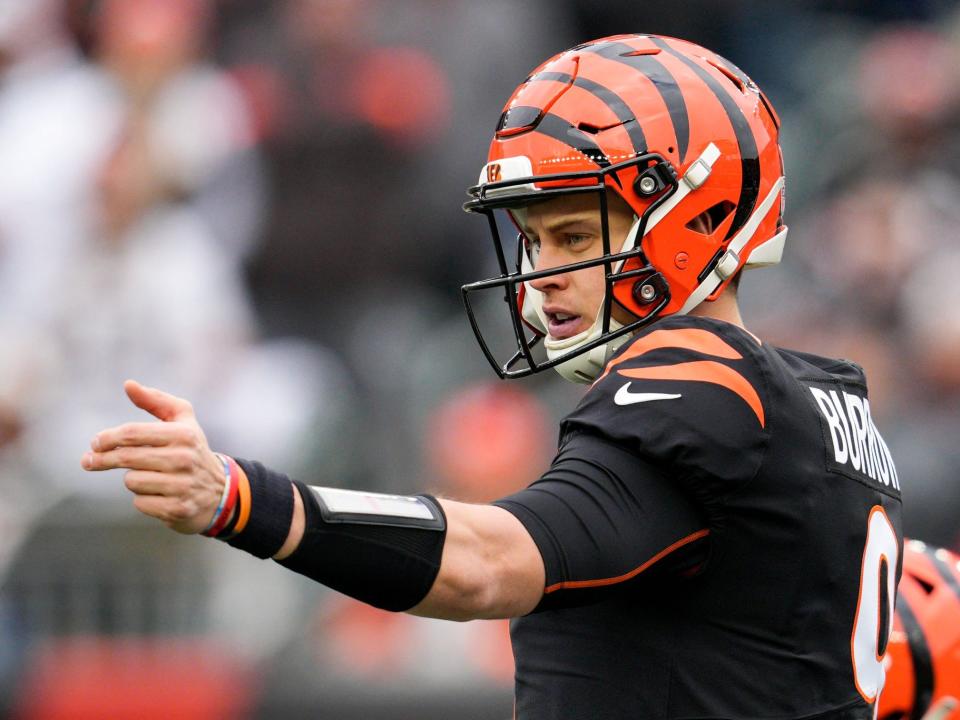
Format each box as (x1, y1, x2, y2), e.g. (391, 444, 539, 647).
(0, 0, 959, 717)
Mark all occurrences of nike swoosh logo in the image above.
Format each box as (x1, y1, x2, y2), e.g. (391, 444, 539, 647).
(614, 383, 682, 406)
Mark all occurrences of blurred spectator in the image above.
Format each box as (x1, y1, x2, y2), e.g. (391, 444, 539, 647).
(0, 0, 118, 327)
(425, 383, 554, 503)
(857, 26, 960, 146)
(95, 0, 266, 263)
(21, 126, 257, 495)
(0, 0, 119, 589)
(232, 0, 460, 344)
(0, 2, 361, 706)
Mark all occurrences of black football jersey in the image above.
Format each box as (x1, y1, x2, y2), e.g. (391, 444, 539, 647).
(495, 315, 903, 720)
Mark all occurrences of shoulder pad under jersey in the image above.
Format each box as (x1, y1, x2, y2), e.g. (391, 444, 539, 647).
(561, 315, 771, 504)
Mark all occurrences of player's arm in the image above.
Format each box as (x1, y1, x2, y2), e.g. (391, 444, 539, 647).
(82, 380, 546, 620)
(268, 430, 708, 616)
(83, 381, 706, 619)
(271, 481, 546, 620)
(407, 501, 546, 620)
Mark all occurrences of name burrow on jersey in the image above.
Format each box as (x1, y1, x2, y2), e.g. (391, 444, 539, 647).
(808, 385, 900, 492)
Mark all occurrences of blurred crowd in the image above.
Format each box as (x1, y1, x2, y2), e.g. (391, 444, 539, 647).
(0, 0, 959, 717)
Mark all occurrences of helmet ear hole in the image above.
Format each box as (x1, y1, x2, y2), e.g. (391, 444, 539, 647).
(686, 200, 736, 236)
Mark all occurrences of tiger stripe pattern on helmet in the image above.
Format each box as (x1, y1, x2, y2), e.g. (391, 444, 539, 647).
(582, 40, 690, 162)
(484, 34, 783, 312)
(648, 36, 761, 241)
(532, 113, 611, 168)
(463, 33, 787, 381)
(879, 540, 960, 720)
(525, 71, 649, 156)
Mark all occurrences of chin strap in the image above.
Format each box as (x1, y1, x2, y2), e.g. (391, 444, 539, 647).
(678, 176, 787, 316)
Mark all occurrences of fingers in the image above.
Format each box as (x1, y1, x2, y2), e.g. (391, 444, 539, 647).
(93, 421, 195, 452)
(82, 444, 196, 473)
(80, 381, 221, 535)
(123, 469, 187, 496)
(84, 380, 220, 535)
(124, 379, 195, 423)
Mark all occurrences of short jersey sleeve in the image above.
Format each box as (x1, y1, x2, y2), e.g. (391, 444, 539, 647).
(561, 316, 771, 512)
(493, 430, 709, 611)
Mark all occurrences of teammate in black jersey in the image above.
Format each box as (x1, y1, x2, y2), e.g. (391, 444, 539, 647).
(81, 35, 904, 719)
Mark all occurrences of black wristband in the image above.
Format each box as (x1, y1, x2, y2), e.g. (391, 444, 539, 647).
(278, 481, 447, 612)
(222, 459, 295, 559)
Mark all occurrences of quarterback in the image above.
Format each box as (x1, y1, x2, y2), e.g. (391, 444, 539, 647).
(82, 35, 904, 719)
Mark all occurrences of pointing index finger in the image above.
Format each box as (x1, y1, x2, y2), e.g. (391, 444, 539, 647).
(93, 422, 192, 452)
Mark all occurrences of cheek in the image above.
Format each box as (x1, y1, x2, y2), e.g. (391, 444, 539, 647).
(611, 303, 637, 324)
(573, 265, 608, 314)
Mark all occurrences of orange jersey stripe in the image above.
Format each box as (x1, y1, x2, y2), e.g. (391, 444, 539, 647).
(597, 327, 743, 384)
(619, 360, 765, 427)
(543, 528, 710, 594)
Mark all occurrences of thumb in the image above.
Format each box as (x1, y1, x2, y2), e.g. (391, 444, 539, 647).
(124, 380, 195, 422)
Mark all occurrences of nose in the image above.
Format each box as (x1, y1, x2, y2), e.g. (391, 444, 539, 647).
(528, 244, 570, 293)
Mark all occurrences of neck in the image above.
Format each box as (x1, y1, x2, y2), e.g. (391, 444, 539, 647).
(688, 286, 746, 330)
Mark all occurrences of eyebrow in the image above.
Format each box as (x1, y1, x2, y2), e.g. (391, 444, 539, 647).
(525, 212, 601, 235)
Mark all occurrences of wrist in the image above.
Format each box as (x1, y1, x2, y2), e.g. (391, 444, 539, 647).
(219, 458, 296, 559)
(201, 453, 239, 537)
(215, 454, 250, 539)
(272, 486, 305, 560)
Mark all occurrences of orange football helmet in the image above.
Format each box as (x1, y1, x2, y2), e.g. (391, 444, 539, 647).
(462, 34, 786, 382)
(879, 540, 960, 720)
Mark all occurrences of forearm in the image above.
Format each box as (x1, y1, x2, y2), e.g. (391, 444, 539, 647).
(228, 460, 544, 620)
(410, 499, 544, 620)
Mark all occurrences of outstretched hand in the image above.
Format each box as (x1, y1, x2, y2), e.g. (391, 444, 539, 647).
(81, 380, 226, 534)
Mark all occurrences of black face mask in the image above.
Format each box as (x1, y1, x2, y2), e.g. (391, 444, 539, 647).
(461, 152, 677, 380)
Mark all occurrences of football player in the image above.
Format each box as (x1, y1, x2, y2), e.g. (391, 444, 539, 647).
(880, 540, 960, 720)
(82, 35, 903, 719)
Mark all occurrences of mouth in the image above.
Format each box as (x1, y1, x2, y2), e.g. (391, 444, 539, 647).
(545, 311, 584, 340)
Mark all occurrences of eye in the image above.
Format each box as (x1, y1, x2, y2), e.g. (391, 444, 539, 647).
(523, 234, 540, 261)
(566, 233, 591, 247)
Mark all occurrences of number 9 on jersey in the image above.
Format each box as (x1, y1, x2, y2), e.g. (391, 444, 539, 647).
(852, 506, 899, 702)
